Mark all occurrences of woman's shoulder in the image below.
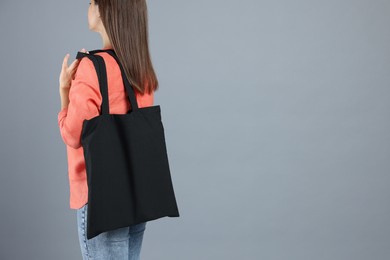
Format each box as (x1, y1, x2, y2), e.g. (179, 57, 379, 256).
(73, 56, 99, 87)
(94, 51, 117, 67)
(73, 51, 115, 88)
(75, 51, 113, 72)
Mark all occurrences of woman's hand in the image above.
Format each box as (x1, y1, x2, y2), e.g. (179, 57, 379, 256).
(59, 48, 89, 91)
(59, 48, 89, 109)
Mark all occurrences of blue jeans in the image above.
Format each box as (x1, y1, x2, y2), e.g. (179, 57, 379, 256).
(77, 203, 147, 260)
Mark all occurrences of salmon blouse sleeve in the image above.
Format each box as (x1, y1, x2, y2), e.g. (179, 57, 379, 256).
(57, 57, 101, 149)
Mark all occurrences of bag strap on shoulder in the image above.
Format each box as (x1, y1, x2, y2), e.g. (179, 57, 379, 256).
(101, 50, 139, 111)
(76, 51, 110, 114)
(75, 49, 139, 113)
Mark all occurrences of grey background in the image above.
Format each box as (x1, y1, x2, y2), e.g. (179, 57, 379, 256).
(0, 0, 389, 259)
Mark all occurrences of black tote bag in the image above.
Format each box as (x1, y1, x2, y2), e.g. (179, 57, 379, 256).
(75, 49, 180, 239)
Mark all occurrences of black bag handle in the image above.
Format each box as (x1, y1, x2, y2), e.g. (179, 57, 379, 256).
(76, 51, 110, 114)
(101, 49, 139, 111)
(75, 49, 139, 114)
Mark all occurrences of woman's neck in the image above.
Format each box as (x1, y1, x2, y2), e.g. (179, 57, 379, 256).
(100, 31, 112, 50)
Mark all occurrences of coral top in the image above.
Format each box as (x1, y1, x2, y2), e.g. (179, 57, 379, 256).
(57, 49, 154, 209)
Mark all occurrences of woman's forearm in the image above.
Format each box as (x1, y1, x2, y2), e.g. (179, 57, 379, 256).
(60, 87, 70, 110)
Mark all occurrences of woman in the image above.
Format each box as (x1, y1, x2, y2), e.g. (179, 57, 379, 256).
(57, 0, 158, 259)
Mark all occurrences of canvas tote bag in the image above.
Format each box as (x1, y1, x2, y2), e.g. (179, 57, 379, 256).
(75, 49, 180, 239)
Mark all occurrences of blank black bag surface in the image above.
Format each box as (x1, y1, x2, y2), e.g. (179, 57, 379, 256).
(75, 49, 180, 239)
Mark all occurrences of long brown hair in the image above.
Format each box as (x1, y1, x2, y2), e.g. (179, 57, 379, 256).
(94, 0, 158, 95)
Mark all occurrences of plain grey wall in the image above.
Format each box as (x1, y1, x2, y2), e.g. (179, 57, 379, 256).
(0, 0, 389, 259)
